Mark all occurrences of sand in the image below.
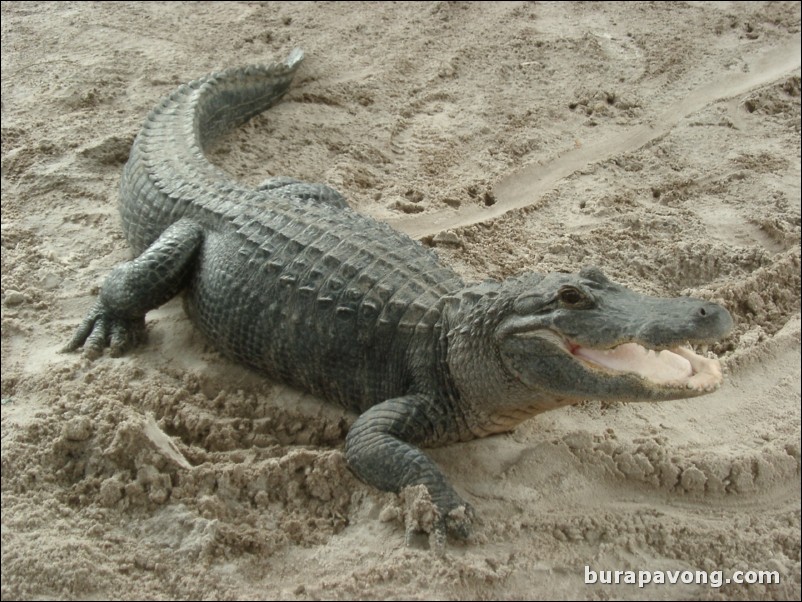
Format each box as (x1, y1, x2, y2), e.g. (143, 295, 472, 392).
(1, 1, 800, 600)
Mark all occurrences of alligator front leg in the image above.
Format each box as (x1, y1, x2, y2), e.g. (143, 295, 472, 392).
(64, 218, 204, 358)
(345, 395, 473, 541)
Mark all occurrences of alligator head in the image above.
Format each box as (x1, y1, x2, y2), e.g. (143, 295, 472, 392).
(445, 266, 733, 433)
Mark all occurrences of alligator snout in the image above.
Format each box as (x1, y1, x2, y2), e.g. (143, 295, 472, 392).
(636, 297, 733, 347)
(693, 299, 731, 326)
(686, 300, 733, 341)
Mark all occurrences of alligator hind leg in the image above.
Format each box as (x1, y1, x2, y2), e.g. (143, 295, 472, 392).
(257, 176, 349, 209)
(64, 218, 204, 358)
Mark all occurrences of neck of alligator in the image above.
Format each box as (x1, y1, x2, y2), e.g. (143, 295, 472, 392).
(117, 51, 732, 444)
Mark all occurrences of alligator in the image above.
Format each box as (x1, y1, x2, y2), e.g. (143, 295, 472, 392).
(65, 49, 733, 540)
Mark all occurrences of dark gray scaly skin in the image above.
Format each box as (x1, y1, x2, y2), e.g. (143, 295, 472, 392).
(65, 50, 734, 540)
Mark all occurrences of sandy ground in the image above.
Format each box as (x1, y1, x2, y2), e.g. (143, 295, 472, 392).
(1, 1, 800, 600)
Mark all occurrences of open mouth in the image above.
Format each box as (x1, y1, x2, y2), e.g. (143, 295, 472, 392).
(516, 330, 724, 392)
(569, 340, 723, 392)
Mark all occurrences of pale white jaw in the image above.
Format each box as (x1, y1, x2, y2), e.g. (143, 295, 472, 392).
(509, 329, 725, 393)
(572, 342, 723, 392)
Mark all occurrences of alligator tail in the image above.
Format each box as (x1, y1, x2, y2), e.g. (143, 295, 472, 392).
(120, 49, 305, 253)
(193, 48, 304, 148)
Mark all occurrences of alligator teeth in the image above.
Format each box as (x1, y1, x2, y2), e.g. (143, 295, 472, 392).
(575, 343, 693, 384)
(673, 346, 722, 392)
(686, 342, 709, 356)
(574, 342, 723, 392)
(520, 330, 724, 392)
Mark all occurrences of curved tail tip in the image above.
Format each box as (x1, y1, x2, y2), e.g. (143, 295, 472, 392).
(285, 48, 305, 69)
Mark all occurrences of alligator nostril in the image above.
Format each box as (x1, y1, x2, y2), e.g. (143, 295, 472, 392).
(699, 307, 707, 317)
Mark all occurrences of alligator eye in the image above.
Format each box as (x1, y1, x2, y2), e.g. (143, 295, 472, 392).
(558, 286, 586, 306)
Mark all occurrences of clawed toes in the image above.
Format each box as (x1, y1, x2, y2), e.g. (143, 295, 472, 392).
(445, 503, 474, 540)
(63, 303, 146, 359)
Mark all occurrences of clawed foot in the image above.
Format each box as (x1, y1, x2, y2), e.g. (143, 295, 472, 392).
(443, 503, 474, 541)
(402, 485, 474, 549)
(62, 300, 146, 358)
